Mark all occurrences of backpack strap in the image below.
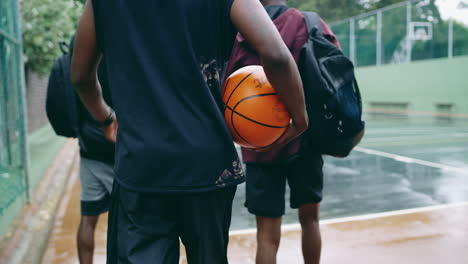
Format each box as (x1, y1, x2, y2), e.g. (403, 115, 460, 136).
(59, 41, 69, 55)
(302, 12, 323, 35)
(353, 78, 363, 114)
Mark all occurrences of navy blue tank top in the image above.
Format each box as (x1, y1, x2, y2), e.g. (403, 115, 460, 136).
(92, 0, 244, 192)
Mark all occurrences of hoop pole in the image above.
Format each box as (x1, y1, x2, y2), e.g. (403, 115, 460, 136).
(377, 10, 382, 65)
(406, 1, 412, 63)
(350, 18, 356, 64)
(448, 18, 453, 59)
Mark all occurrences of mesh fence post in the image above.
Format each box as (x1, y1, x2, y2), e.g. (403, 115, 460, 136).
(448, 18, 453, 59)
(350, 18, 356, 64)
(15, 0, 31, 202)
(406, 0, 412, 63)
(376, 10, 382, 65)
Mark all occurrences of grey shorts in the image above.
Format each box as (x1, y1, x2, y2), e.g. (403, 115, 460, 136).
(79, 157, 114, 216)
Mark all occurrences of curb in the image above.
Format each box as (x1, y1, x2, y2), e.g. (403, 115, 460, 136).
(0, 139, 78, 264)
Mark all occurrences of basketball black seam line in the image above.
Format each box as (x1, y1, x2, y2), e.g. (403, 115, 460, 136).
(224, 69, 261, 106)
(230, 109, 260, 148)
(226, 104, 289, 129)
(234, 92, 277, 107)
(225, 93, 290, 129)
(223, 69, 262, 112)
(226, 105, 290, 128)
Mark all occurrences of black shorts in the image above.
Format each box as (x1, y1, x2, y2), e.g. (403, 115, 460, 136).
(107, 181, 237, 264)
(245, 151, 323, 217)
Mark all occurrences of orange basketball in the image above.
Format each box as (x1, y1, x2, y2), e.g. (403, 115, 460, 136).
(223, 65, 290, 149)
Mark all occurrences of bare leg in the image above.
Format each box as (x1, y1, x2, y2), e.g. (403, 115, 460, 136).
(77, 215, 99, 264)
(255, 216, 282, 264)
(299, 203, 321, 264)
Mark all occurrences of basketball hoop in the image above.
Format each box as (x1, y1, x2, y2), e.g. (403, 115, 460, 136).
(409, 22, 433, 41)
(414, 28, 431, 41)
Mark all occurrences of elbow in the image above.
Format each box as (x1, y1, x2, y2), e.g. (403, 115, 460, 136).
(71, 68, 94, 91)
(70, 71, 82, 88)
(70, 55, 94, 89)
(259, 48, 291, 71)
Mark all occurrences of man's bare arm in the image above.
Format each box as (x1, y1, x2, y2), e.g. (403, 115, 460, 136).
(230, 0, 308, 151)
(71, 0, 117, 142)
(71, 0, 109, 123)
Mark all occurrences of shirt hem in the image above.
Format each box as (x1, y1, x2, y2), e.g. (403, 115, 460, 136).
(80, 152, 115, 165)
(114, 176, 245, 194)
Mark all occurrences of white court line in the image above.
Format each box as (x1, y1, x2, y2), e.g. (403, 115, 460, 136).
(229, 201, 468, 236)
(354, 146, 468, 174)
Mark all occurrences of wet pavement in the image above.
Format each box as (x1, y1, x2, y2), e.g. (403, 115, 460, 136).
(230, 149, 468, 230)
(41, 113, 468, 263)
(334, 203, 468, 263)
(360, 113, 468, 168)
(42, 168, 468, 264)
(42, 165, 108, 264)
(227, 203, 468, 264)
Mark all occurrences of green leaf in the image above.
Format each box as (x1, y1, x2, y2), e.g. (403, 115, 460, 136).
(21, 0, 83, 76)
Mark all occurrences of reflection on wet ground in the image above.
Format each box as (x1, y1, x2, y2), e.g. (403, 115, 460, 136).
(43, 171, 468, 264)
(230, 113, 468, 229)
(43, 113, 468, 263)
(226, 204, 468, 264)
(42, 169, 108, 264)
(231, 150, 468, 230)
(361, 113, 468, 168)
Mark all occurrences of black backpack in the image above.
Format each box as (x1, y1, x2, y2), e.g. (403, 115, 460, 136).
(46, 37, 79, 138)
(299, 12, 365, 157)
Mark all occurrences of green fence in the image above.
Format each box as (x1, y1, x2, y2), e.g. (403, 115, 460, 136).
(330, 0, 468, 67)
(0, 0, 30, 235)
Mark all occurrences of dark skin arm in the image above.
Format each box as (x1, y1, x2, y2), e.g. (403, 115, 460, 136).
(230, 0, 308, 152)
(71, 0, 117, 143)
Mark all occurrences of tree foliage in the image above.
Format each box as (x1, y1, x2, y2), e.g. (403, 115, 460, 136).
(289, 0, 439, 23)
(289, 0, 365, 22)
(21, 0, 83, 75)
(291, 0, 468, 63)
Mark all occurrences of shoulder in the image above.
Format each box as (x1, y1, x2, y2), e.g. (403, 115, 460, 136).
(279, 8, 305, 21)
(273, 8, 307, 28)
(278, 8, 309, 42)
(287, 8, 304, 17)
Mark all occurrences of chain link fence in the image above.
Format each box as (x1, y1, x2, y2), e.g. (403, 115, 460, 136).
(330, 0, 468, 67)
(0, 0, 29, 230)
